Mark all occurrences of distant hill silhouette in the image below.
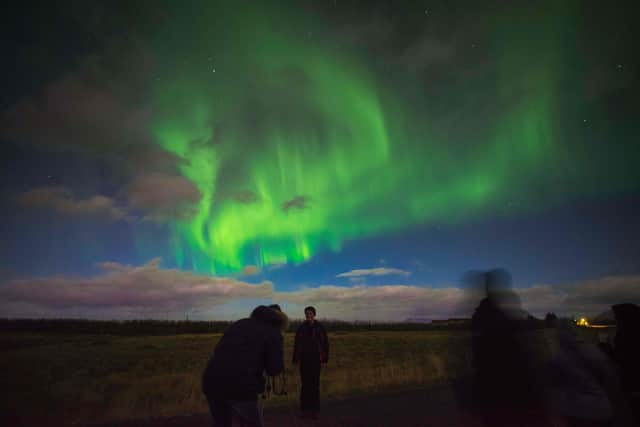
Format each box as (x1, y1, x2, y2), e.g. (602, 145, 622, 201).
(403, 317, 431, 323)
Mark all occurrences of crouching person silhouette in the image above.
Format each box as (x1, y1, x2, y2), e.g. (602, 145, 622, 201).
(202, 304, 288, 427)
(292, 306, 329, 420)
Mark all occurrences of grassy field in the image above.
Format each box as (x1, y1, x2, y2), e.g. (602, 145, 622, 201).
(0, 329, 552, 426)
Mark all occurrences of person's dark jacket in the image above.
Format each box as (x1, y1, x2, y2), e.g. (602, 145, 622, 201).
(612, 303, 640, 392)
(202, 306, 285, 400)
(292, 320, 329, 364)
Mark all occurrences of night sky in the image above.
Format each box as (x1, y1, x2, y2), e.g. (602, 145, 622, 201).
(1, 0, 638, 321)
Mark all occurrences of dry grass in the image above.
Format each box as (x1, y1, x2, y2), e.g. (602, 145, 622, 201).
(0, 329, 551, 425)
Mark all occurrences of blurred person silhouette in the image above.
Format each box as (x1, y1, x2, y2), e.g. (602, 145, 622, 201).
(467, 268, 547, 426)
(202, 304, 288, 427)
(292, 305, 329, 420)
(547, 318, 625, 427)
(612, 303, 640, 424)
(598, 303, 640, 425)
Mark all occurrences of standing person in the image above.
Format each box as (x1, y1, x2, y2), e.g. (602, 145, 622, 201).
(468, 269, 547, 426)
(292, 306, 329, 420)
(610, 303, 640, 425)
(202, 304, 288, 427)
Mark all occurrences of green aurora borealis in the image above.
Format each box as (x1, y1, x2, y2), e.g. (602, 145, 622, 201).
(147, 1, 638, 274)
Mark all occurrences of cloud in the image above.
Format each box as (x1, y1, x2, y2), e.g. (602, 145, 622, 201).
(1, 38, 202, 224)
(0, 266, 16, 282)
(15, 174, 203, 224)
(124, 173, 201, 222)
(282, 195, 309, 212)
(336, 15, 396, 52)
(277, 284, 467, 322)
(547, 276, 640, 315)
(276, 275, 640, 321)
(241, 265, 260, 276)
(17, 186, 127, 221)
(229, 190, 259, 204)
(0, 258, 273, 318)
(480, 276, 640, 319)
(398, 36, 456, 72)
(336, 267, 411, 278)
(0, 62, 151, 153)
(267, 263, 287, 271)
(325, 5, 464, 74)
(1, 260, 638, 321)
(0, 37, 182, 179)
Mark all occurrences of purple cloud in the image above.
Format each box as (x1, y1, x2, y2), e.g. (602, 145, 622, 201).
(124, 173, 201, 222)
(336, 267, 411, 278)
(17, 186, 127, 221)
(0, 258, 273, 318)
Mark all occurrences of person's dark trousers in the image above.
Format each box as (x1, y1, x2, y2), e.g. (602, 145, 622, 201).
(205, 393, 262, 427)
(300, 356, 321, 413)
(206, 393, 233, 427)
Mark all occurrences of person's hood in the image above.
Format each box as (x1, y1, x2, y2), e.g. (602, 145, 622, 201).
(250, 305, 289, 332)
